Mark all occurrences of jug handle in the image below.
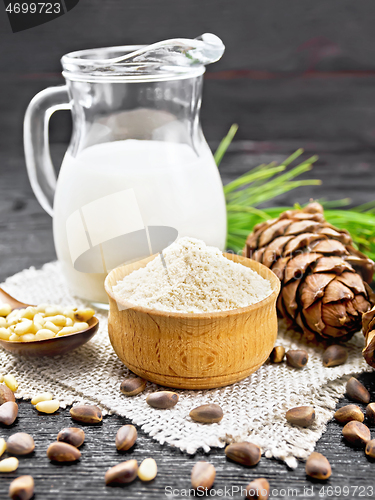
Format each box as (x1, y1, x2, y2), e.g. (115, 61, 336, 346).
(24, 85, 71, 217)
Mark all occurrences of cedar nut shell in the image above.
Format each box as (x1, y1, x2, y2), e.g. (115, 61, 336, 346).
(120, 377, 146, 397)
(286, 406, 315, 427)
(191, 461, 216, 490)
(0, 401, 18, 426)
(342, 421, 371, 447)
(189, 404, 223, 424)
(334, 405, 364, 424)
(305, 452, 332, 480)
(7, 433, 35, 455)
(115, 425, 137, 451)
(146, 391, 179, 409)
(47, 441, 81, 462)
(286, 349, 308, 369)
(245, 478, 270, 500)
(225, 442, 261, 467)
(9, 475, 34, 500)
(346, 377, 370, 404)
(70, 405, 102, 424)
(105, 459, 138, 485)
(323, 345, 348, 367)
(57, 427, 85, 448)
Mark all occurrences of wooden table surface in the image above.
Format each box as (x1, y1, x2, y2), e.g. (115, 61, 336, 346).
(0, 142, 375, 499)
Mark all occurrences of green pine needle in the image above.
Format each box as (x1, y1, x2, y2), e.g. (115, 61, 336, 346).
(217, 125, 375, 260)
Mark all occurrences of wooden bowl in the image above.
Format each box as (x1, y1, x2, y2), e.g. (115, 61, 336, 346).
(105, 253, 280, 390)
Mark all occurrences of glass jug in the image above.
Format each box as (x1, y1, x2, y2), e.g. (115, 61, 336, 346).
(24, 46, 227, 306)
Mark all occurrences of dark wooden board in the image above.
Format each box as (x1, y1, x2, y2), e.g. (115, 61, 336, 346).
(0, 373, 374, 500)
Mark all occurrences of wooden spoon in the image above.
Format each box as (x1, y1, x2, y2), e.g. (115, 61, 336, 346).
(0, 288, 99, 357)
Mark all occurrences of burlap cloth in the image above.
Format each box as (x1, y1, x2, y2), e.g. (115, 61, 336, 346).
(1, 262, 372, 468)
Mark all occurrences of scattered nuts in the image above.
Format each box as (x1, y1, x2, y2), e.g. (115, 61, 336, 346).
(3, 375, 18, 392)
(0, 457, 19, 473)
(0, 384, 16, 404)
(225, 442, 261, 467)
(270, 346, 285, 363)
(35, 400, 60, 414)
(245, 478, 270, 500)
(286, 349, 308, 369)
(366, 403, 375, 425)
(189, 404, 223, 424)
(342, 421, 371, 447)
(334, 405, 364, 424)
(105, 459, 138, 485)
(9, 475, 34, 500)
(115, 425, 137, 451)
(138, 458, 157, 482)
(120, 377, 146, 397)
(31, 392, 53, 405)
(0, 402, 18, 426)
(47, 441, 81, 462)
(365, 439, 375, 459)
(57, 428, 85, 448)
(305, 452, 331, 480)
(286, 406, 315, 427)
(0, 438, 5, 457)
(191, 461, 216, 490)
(7, 433, 35, 455)
(70, 405, 102, 424)
(146, 391, 179, 409)
(323, 345, 348, 367)
(346, 377, 370, 404)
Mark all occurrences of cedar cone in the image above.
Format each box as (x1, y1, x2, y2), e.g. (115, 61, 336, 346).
(362, 306, 375, 368)
(244, 203, 375, 342)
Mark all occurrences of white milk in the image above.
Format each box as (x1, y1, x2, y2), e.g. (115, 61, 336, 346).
(53, 140, 227, 304)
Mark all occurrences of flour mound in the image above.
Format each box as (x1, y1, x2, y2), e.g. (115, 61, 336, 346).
(112, 237, 272, 313)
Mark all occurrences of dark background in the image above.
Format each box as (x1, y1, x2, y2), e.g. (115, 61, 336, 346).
(1, 2, 375, 498)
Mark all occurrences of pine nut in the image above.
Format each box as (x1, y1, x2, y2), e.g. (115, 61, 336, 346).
(66, 318, 73, 327)
(33, 313, 45, 325)
(44, 315, 67, 326)
(286, 406, 315, 427)
(245, 478, 270, 500)
(74, 309, 95, 322)
(189, 404, 224, 424)
(45, 306, 63, 316)
(120, 377, 146, 397)
(0, 317, 6, 327)
(35, 330, 55, 341)
(73, 322, 89, 332)
(43, 321, 62, 334)
(9, 334, 20, 342)
(31, 392, 53, 405)
(20, 307, 37, 320)
(3, 374, 18, 392)
(0, 457, 19, 472)
(13, 320, 33, 336)
(0, 328, 11, 340)
(0, 304, 11, 317)
(56, 327, 76, 337)
(21, 334, 36, 342)
(191, 461, 215, 490)
(35, 400, 60, 414)
(35, 303, 49, 313)
(138, 458, 157, 481)
(0, 438, 6, 457)
(334, 405, 364, 424)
